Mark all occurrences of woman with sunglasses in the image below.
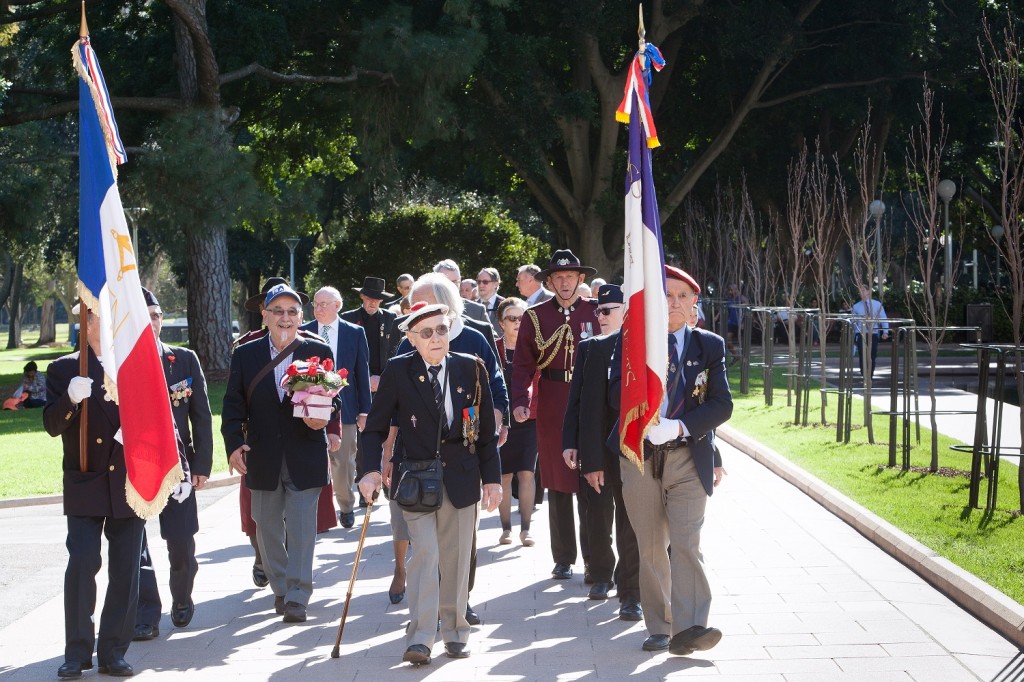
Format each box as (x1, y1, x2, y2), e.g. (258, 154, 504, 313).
(495, 297, 538, 546)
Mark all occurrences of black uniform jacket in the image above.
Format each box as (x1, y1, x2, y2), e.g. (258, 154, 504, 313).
(160, 342, 213, 478)
(362, 351, 501, 509)
(44, 349, 137, 519)
(221, 336, 338, 492)
(562, 331, 624, 485)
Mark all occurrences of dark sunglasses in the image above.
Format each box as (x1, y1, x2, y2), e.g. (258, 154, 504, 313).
(503, 314, 523, 322)
(595, 306, 622, 317)
(412, 324, 450, 340)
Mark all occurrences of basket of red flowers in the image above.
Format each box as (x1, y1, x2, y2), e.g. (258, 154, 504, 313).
(280, 356, 348, 419)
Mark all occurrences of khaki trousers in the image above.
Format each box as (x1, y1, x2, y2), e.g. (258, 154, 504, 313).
(329, 423, 359, 513)
(620, 445, 711, 637)
(404, 489, 477, 648)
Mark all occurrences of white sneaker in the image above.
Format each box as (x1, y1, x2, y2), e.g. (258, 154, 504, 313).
(520, 531, 535, 547)
(499, 530, 512, 545)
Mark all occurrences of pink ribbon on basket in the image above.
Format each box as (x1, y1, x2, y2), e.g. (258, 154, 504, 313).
(290, 384, 340, 417)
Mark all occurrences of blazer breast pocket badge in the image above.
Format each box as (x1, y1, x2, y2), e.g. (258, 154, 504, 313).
(691, 369, 709, 404)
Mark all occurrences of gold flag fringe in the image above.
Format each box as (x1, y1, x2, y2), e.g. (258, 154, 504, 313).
(71, 40, 120, 179)
(620, 400, 657, 475)
(126, 461, 183, 520)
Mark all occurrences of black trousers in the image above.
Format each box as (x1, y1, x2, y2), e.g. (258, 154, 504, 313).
(580, 479, 640, 600)
(854, 333, 881, 377)
(548, 490, 589, 565)
(64, 515, 145, 665)
(137, 492, 199, 627)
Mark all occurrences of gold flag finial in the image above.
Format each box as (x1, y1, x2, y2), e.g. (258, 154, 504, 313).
(638, 3, 646, 44)
(80, 1, 89, 38)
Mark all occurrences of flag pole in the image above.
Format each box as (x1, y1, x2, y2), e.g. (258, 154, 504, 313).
(77, 1, 89, 474)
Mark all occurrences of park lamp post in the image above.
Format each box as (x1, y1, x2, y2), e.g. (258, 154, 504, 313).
(869, 199, 885, 305)
(285, 237, 300, 288)
(938, 179, 957, 286)
(992, 224, 1004, 288)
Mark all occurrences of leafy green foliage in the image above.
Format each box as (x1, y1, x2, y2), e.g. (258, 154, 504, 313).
(309, 191, 546, 294)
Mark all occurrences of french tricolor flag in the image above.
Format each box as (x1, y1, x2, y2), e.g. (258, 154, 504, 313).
(618, 56, 669, 472)
(74, 34, 180, 518)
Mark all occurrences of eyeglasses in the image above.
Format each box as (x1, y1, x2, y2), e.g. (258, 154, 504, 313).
(595, 306, 622, 317)
(267, 308, 301, 317)
(313, 301, 338, 308)
(477, 279, 495, 285)
(503, 314, 522, 322)
(411, 324, 450, 339)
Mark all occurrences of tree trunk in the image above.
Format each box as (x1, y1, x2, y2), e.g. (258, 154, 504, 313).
(6, 263, 23, 349)
(185, 225, 231, 373)
(575, 215, 617, 281)
(38, 293, 56, 344)
(0, 252, 15, 313)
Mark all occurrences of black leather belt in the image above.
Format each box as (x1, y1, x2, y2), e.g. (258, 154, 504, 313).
(643, 437, 690, 457)
(541, 368, 571, 382)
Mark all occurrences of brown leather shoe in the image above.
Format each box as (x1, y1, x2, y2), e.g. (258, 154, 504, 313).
(282, 601, 307, 623)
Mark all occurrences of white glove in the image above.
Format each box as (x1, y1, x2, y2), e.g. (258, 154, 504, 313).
(647, 418, 681, 445)
(171, 481, 193, 503)
(68, 376, 93, 405)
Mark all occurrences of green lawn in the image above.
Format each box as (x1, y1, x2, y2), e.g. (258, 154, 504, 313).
(0, 336, 230, 499)
(727, 368, 1024, 604)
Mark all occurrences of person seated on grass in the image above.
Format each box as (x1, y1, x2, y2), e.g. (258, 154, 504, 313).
(4, 361, 47, 410)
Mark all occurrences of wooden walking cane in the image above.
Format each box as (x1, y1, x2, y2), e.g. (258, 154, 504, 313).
(330, 496, 375, 658)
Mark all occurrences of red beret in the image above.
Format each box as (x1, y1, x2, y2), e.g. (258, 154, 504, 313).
(665, 265, 701, 295)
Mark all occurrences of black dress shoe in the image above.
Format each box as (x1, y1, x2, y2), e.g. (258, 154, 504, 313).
(252, 564, 269, 588)
(444, 641, 470, 658)
(618, 597, 643, 622)
(274, 595, 285, 615)
(57, 661, 91, 679)
(670, 625, 722, 655)
(340, 511, 355, 528)
(465, 604, 481, 626)
(171, 600, 194, 628)
(642, 634, 670, 651)
(402, 644, 431, 665)
(551, 563, 573, 580)
(588, 581, 613, 600)
(132, 624, 159, 641)
(97, 658, 134, 677)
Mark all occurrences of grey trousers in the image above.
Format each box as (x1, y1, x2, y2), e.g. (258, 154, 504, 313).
(330, 423, 359, 513)
(620, 445, 711, 637)
(251, 461, 321, 607)
(404, 489, 477, 648)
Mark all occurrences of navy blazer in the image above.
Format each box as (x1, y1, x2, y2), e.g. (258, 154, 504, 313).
(563, 331, 624, 484)
(362, 351, 501, 509)
(609, 327, 733, 496)
(44, 350, 137, 519)
(300, 319, 372, 424)
(160, 342, 214, 478)
(221, 336, 339, 491)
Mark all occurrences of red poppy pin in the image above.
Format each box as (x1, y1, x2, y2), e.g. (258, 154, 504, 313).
(167, 354, 175, 365)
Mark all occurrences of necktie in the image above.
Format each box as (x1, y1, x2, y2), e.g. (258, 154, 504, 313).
(322, 324, 332, 336)
(429, 365, 449, 438)
(665, 333, 683, 417)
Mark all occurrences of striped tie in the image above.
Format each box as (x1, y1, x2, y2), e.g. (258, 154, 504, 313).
(429, 365, 449, 438)
(665, 333, 684, 417)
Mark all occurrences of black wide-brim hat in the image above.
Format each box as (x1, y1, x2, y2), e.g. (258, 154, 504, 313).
(537, 249, 597, 279)
(353, 276, 392, 300)
(245, 276, 309, 312)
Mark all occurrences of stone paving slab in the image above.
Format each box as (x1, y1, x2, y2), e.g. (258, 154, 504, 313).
(0, 438, 1020, 681)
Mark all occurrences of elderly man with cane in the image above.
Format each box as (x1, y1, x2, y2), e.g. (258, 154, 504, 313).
(359, 301, 502, 666)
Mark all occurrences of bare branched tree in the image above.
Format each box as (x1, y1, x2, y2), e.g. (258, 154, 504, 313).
(902, 83, 955, 471)
(980, 14, 1024, 509)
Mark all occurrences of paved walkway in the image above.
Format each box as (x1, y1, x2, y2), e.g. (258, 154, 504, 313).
(1, 439, 1020, 681)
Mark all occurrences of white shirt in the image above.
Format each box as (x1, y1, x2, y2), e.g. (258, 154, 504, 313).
(851, 298, 888, 335)
(269, 337, 295, 401)
(318, 316, 340, 358)
(423, 357, 453, 429)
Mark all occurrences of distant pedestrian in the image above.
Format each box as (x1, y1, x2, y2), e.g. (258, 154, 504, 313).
(850, 285, 889, 378)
